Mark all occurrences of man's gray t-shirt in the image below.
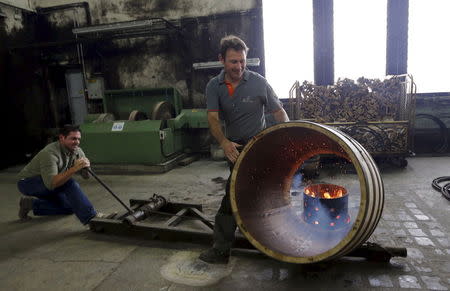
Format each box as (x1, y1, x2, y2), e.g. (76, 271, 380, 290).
(206, 69, 282, 143)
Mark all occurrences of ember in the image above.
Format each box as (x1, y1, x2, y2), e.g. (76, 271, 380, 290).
(303, 184, 351, 230)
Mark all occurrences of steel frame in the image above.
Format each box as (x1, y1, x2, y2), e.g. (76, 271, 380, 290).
(89, 197, 406, 262)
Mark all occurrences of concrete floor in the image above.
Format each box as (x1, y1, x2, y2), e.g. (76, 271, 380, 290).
(0, 157, 449, 290)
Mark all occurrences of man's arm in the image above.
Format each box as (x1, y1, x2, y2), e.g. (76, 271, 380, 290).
(273, 108, 290, 123)
(208, 111, 241, 163)
(51, 158, 90, 189)
(264, 82, 289, 123)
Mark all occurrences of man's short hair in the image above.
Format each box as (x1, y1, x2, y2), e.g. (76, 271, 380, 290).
(220, 35, 249, 59)
(59, 124, 81, 137)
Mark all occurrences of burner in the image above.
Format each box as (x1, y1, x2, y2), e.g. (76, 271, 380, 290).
(303, 184, 350, 229)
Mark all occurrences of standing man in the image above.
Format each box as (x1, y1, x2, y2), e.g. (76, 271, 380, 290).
(17, 125, 102, 225)
(199, 35, 289, 264)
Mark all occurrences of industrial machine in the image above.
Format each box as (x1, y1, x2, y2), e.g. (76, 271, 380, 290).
(80, 88, 209, 172)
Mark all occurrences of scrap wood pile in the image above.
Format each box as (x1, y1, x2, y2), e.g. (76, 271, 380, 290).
(298, 77, 404, 122)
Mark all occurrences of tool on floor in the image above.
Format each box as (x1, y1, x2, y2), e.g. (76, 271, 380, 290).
(87, 167, 170, 225)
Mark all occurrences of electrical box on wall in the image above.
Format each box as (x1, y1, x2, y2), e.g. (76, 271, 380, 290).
(87, 77, 105, 99)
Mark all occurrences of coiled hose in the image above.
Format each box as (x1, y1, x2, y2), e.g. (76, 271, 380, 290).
(432, 176, 450, 201)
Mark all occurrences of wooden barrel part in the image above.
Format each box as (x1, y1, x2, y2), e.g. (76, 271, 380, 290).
(230, 121, 384, 264)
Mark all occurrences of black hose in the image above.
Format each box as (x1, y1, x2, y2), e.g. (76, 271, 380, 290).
(442, 183, 450, 201)
(415, 114, 448, 153)
(431, 176, 450, 201)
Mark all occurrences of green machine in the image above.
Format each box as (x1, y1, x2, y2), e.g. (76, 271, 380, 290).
(80, 88, 209, 171)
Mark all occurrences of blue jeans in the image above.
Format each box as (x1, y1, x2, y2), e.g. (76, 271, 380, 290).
(17, 176, 96, 225)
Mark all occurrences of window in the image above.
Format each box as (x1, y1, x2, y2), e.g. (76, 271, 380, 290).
(264, 1, 448, 95)
(408, 0, 450, 93)
(263, 0, 314, 98)
(334, 0, 387, 81)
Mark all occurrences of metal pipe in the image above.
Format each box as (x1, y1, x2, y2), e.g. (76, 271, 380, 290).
(87, 168, 133, 214)
(72, 9, 89, 115)
(123, 195, 167, 225)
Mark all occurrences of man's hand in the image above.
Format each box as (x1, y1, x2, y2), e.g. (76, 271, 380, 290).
(207, 111, 243, 163)
(221, 140, 242, 164)
(73, 157, 90, 172)
(50, 157, 90, 189)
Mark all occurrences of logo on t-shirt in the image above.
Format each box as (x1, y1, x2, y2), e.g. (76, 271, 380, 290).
(241, 96, 255, 103)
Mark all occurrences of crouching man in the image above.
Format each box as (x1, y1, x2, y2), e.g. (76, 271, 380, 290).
(17, 124, 103, 225)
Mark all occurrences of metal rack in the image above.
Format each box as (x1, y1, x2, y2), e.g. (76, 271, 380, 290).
(285, 75, 417, 166)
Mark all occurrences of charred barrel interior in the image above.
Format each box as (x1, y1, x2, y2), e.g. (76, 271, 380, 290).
(230, 121, 384, 264)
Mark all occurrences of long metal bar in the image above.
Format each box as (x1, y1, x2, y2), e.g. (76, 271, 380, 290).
(144, 209, 215, 224)
(87, 168, 133, 213)
(193, 58, 260, 70)
(72, 18, 180, 35)
(165, 208, 188, 227)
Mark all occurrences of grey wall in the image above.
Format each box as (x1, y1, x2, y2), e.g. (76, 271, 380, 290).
(33, 0, 264, 108)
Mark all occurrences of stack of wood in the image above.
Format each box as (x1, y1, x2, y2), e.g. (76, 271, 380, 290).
(298, 77, 404, 122)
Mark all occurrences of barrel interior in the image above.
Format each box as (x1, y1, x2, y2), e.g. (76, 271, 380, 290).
(232, 124, 364, 260)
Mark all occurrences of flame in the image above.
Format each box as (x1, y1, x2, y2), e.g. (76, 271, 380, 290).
(304, 184, 346, 199)
(315, 207, 319, 212)
(314, 221, 319, 225)
(330, 222, 335, 227)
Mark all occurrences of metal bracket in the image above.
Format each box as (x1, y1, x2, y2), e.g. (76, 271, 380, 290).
(89, 197, 406, 262)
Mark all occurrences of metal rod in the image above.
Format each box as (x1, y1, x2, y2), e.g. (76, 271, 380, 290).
(87, 168, 133, 213)
(146, 209, 215, 223)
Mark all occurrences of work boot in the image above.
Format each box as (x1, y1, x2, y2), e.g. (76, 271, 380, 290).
(85, 212, 110, 230)
(199, 248, 230, 264)
(18, 196, 35, 221)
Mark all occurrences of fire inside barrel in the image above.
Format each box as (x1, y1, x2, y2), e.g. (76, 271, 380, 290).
(303, 184, 350, 229)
